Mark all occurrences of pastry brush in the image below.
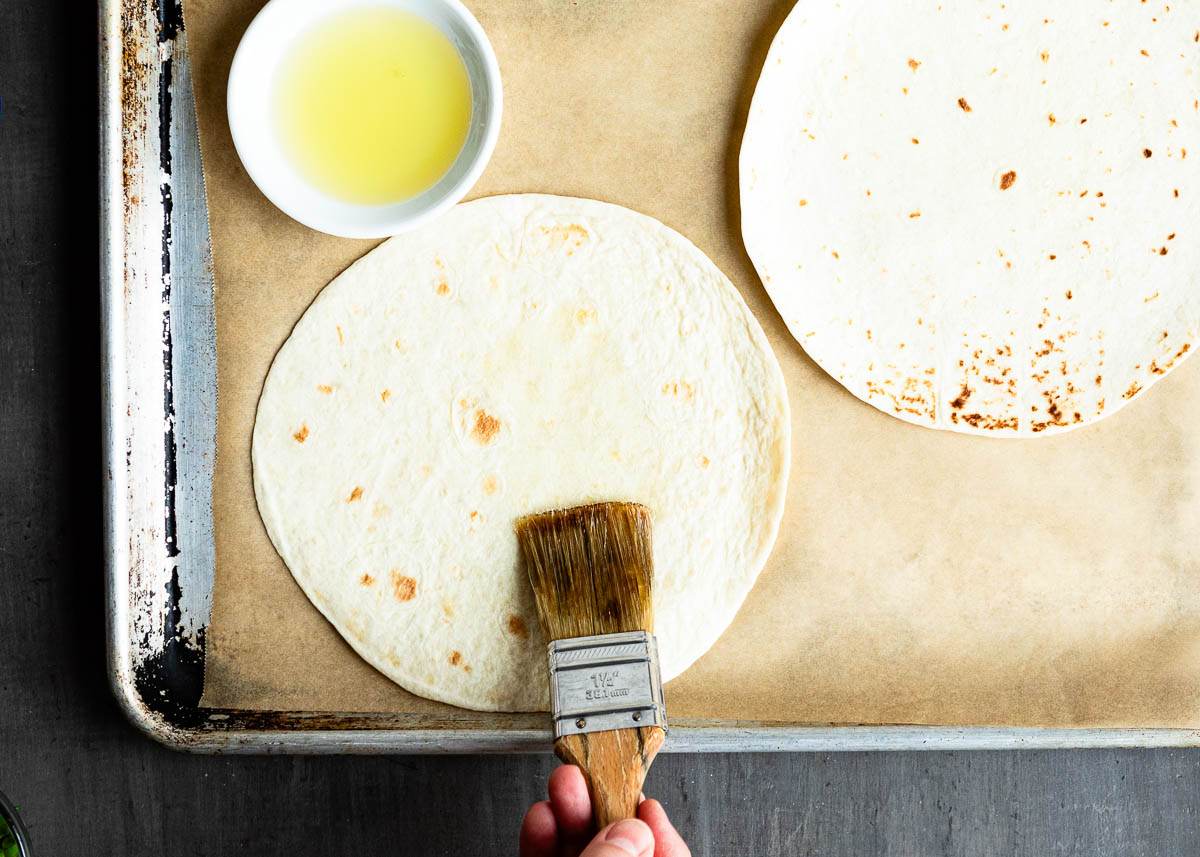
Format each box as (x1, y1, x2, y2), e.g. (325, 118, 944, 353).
(516, 502, 666, 829)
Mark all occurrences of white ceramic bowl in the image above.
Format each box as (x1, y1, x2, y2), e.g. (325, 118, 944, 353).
(227, 0, 502, 238)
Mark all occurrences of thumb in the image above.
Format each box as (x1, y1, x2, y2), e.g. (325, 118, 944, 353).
(579, 818, 655, 857)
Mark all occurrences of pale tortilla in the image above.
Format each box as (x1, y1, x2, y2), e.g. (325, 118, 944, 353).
(252, 194, 791, 711)
(741, 1, 1200, 435)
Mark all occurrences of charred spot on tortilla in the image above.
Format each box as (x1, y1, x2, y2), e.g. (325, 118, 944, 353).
(390, 571, 417, 602)
(470, 409, 501, 445)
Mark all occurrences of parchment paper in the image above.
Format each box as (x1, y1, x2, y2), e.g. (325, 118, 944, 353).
(187, 0, 1200, 726)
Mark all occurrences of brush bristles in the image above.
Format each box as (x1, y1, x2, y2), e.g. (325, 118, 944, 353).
(516, 502, 654, 642)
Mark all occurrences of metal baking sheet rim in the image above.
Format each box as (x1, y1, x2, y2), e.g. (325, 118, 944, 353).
(99, 0, 1200, 754)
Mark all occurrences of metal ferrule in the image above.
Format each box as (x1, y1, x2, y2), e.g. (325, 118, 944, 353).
(547, 631, 667, 739)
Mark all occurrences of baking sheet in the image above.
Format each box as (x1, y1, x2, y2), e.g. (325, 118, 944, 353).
(188, 0, 1200, 727)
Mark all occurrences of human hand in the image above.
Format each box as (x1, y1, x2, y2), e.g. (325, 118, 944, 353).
(519, 764, 691, 857)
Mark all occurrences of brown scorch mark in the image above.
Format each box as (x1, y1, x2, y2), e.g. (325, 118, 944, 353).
(1144, 149, 1153, 158)
(380, 389, 391, 403)
(507, 614, 529, 639)
(999, 171, 1017, 190)
(950, 385, 972, 409)
(449, 650, 463, 666)
(953, 413, 1019, 431)
(538, 223, 589, 254)
(360, 573, 375, 586)
(483, 476, 500, 496)
(908, 58, 920, 71)
(436, 279, 450, 296)
(1124, 382, 1143, 399)
(958, 97, 972, 112)
(336, 325, 343, 345)
(662, 381, 696, 399)
(470, 410, 501, 445)
(293, 425, 310, 443)
(1148, 343, 1192, 376)
(317, 385, 332, 394)
(390, 571, 417, 602)
(346, 486, 363, 502)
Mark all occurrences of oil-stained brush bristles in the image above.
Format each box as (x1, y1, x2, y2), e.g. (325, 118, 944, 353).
(516, 502, 654, 643)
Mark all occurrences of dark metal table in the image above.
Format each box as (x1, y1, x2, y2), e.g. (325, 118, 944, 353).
(1, 5, 1198, 854)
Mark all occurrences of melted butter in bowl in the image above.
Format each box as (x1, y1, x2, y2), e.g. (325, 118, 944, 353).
(228, 0, 501, 238)
(274, 7, 472, 205)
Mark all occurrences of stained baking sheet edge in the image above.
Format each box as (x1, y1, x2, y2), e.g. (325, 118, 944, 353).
(99, 0, 1200, 753)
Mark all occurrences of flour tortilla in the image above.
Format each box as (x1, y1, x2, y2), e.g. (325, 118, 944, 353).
(252, 194, 791, 711)
(741, 1, 1200, 436)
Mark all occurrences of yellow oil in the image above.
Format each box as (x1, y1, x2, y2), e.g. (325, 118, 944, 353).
(273, 7, 472, 205)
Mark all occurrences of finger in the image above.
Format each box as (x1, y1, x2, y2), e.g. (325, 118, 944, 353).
(579, 819, 656, 857)
(548, 764, 595, 848)
(519, 801, 559, 857)
(637, 800, 691, 857)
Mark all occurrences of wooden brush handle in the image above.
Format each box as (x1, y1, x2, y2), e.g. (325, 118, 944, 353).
(554, 726, 666, 829)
